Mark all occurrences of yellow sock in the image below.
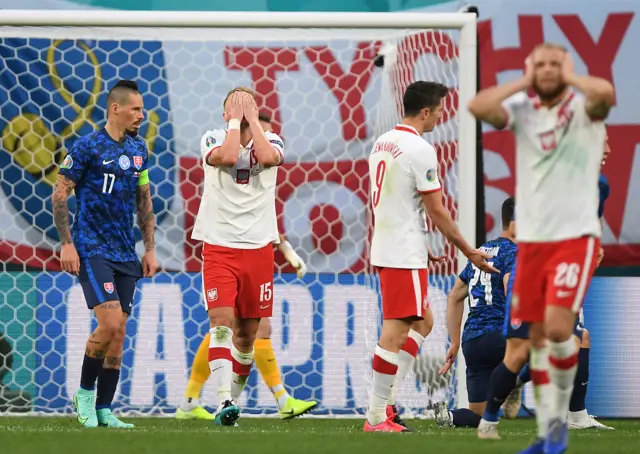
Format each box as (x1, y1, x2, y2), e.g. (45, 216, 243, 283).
(254, 338, 290, 408)
(185, 333, 211, 400)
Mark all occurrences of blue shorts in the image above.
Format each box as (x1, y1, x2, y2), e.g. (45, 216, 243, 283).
(78, 256, 142, 314)
(462, 331, 506, 403)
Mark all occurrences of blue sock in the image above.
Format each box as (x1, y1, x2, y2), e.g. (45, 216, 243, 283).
(80, 355, 105, 391)
(452, 408, 481, 428)
(483, 362, 519, 422)
(569, 348, 590, 412)
(517, 363, 531, 386)
(96, 368, 120, 410)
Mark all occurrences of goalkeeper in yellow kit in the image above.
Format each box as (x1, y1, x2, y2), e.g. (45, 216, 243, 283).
(176, 113, 317, 421)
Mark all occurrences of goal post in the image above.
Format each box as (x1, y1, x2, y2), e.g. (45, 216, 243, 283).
(0, 9, 476, 416)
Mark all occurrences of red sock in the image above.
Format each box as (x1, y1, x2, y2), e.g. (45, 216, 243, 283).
(230, 345, 253, 401)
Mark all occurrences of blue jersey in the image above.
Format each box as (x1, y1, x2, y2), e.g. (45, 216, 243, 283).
(459, 237, 517, 343)
(598, 173, 610, 218)
(58, 129, 149, 262)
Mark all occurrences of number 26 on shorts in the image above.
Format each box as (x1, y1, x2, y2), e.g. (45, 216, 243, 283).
(553, 262, 580, 289)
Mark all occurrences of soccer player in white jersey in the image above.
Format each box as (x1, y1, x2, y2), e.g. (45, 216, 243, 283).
(468, 43, 614, 454)
(191, 87, 284, 427)
(177, 112, 315, 421)
(364, 81, 498, 433)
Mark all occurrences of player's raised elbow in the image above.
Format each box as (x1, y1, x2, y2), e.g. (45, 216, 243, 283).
(593, 80, 615, 105)
(468, 99, 508, 130)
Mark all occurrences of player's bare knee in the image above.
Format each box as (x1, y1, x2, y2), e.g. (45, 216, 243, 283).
(529, 323, 546, 348)
(207, 308, 233, 329)
(505, 339, 530, 372)
(545, 306, 576, 342)
(256, 317, 271, 339)
(412, 311, 433, 337)
(94, 301, 124, 335)
(112, 323, 126, 345)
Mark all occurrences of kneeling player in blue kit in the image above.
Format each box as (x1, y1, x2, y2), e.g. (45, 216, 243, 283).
(435, 197, 516, 428)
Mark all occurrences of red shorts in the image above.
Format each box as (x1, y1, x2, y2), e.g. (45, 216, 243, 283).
(512, 236, 599, 324)
(202, 243, 274, 319)
(378, 268, 429, 320)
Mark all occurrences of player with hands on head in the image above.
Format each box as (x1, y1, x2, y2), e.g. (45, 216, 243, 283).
(177, 112, 315, 421)
(469, 43, 614, 454)
(499, 136, 613, 433)
(364, 80, 497, 433)
(53, 79, 158, 429)
(193, 88, 284, 427)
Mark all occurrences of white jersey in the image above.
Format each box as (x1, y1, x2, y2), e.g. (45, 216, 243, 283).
(191, 128, 284, 249)
(503, 89, 605, 242)
(369, 125, 441, 269)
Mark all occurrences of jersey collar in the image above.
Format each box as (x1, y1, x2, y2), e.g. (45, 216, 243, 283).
(394, 124, 420, 136)
(531, 87, 575, 111)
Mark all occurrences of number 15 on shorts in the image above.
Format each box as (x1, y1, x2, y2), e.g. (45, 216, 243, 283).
(260, 282, 272, 306)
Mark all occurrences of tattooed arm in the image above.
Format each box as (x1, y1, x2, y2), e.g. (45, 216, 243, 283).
(136, 181, 158, 277)
(52, 174, 80, 274)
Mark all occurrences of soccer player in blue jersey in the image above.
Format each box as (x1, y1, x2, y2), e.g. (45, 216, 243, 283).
(435, 197, 516, 428)
(52, 80, 158, 428)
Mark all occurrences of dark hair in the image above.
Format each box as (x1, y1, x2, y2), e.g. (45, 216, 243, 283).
(403, 81, 449, 117)
(501, 196, 515, 229)
(107, 79, 140, 109)
(258, 112, 271, 123)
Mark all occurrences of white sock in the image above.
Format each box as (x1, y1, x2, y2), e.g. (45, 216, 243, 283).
(367, 345, 398, 426)
(230, 345, 254, 401)
(568, 409, 589, 423)
(179, 396, 199, 411)
(388, 330, 424, 409)
(388, 385, 397, 407)
(530, 344, 552, 439)
(549, 338, 579, 423)
(208, 326, 233, 403)
(270, 384, 292, 410)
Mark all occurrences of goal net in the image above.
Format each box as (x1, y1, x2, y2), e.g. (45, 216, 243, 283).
(0, 10, 477, 417)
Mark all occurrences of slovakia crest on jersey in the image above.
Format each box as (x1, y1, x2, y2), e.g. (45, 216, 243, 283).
(207, 288, 218, 302)
(133, 155, 143, 170)
(104, 282, 115, 294)
(511, 318, 522, 330)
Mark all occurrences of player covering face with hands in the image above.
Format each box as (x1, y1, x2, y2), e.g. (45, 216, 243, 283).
(469, 43, 614, 454)
(192, 87, 284, 427)
(364, 81, 497, 433)
(53, 79, 159, 429)
(177, 113, 316, 421)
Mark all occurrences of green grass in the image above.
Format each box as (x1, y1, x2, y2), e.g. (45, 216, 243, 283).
(1, 417, 639, 454)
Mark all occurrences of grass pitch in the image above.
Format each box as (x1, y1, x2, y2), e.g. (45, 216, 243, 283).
(1, 417, 639, 454)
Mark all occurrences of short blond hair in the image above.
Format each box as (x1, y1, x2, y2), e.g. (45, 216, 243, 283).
(223, 86, 255, 108)
(532, 42, 567, 56)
